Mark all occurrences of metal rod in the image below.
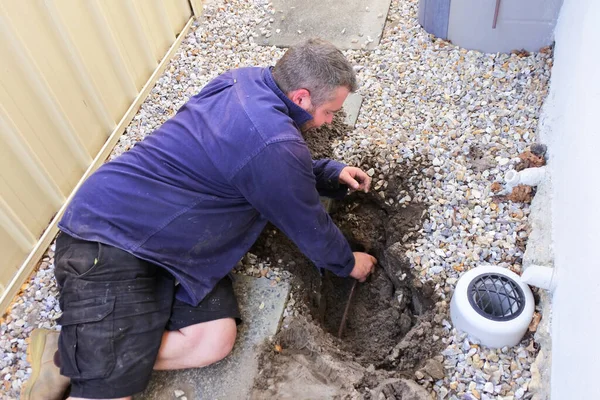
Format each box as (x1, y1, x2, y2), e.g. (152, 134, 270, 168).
(492, 0, 501, 29)
(338, 280, 358, 338)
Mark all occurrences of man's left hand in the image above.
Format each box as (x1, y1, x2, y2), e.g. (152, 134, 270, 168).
(339, 167, 371, 193)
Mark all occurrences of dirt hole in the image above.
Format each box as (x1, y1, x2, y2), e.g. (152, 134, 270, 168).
(250, 115, 449, 398)
(317, 192, 436, 368)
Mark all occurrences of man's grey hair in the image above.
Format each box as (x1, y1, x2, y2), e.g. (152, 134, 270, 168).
(273, 38, 358, 107)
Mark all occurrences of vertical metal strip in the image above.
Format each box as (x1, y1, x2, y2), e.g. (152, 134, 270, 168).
(154, 0, 177, 42)
(0, 106, 65, 208)
(123, 0, 158, 68)
(43, 1, 115, 133)
(492, 0, 502, 29)
(188, 0, 204, 19)
(0, 10, 92, 169)
(0, 197, 36, 253)
(179, 0, 194, 25)
(86, 0, 139, 101)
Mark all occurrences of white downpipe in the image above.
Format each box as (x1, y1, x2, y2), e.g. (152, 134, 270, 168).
(503, 166, 547, 193)
(521, 264, 556, 292)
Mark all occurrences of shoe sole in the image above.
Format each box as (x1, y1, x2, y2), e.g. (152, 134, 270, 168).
(21, 328, 54, 400)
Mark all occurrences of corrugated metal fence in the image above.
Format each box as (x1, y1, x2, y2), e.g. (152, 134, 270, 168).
(0, 0, 200, 310)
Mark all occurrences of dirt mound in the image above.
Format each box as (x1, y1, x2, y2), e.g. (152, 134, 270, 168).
(302, 111, 349, 159)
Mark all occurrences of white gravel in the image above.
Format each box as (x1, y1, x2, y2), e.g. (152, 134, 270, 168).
(0, 0, 551, 399)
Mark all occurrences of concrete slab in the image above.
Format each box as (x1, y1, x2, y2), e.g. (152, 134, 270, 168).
(259, 0, 392, 50)
(135, 275, 290, 400)
(342, 93, 363, 127)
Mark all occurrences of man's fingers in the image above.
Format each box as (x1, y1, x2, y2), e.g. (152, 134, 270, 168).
(340, 167, 373, 193)
(371, 255, 378, 265)
(352, 171, 370, 193)
(365, 175, 371, 193)
(341, 170, 361, 190)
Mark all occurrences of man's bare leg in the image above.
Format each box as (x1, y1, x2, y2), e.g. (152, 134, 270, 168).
(154, 317, 237, 370)
(66, 318, 237, 400)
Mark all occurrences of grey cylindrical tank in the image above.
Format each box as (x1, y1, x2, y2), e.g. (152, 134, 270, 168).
(420, 0, 563, 53)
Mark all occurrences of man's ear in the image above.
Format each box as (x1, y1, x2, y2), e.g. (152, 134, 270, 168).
(289, 89, 312, 111)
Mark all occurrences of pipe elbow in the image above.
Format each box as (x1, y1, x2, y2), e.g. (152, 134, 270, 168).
(503, 166, 546, 192)
(521, 264, 556, 292)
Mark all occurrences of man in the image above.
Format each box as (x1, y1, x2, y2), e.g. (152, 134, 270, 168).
(22, 38, 377, 400)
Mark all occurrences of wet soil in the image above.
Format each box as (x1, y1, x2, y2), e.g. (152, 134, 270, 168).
(250, 114, 449, 398)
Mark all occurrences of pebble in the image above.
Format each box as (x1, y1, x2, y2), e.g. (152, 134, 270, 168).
(2, 0, 551, 399)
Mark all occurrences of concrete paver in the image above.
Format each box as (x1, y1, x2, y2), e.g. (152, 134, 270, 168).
(343, 93, 363, 127)
(137, 275, 290, 400)
(260, 0, 392, 50)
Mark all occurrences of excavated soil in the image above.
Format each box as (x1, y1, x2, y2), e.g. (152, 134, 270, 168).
(250, 115, 449, 399)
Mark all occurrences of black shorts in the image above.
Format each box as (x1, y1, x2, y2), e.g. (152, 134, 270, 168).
(54, 233, 241, 399)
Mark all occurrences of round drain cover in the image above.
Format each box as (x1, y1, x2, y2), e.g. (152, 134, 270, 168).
(467, 273, 526, 321)
(450, 266, 534, 348)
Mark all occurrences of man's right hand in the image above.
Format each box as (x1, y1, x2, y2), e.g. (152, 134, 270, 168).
(350, 252, 377, 282)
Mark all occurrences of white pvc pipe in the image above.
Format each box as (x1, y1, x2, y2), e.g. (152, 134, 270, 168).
(521, 264, 556, 292)
(503, 166, 547, 193)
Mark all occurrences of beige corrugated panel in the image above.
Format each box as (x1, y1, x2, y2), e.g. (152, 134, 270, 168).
(0, 0, 196, 306)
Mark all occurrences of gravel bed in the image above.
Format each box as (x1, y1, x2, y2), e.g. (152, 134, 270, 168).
(0, 0, 551, 398)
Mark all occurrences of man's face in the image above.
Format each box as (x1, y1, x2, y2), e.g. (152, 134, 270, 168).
(304, 86, 350, 130)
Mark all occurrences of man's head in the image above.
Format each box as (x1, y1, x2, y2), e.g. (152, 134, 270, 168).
(273, 38, 357, 129)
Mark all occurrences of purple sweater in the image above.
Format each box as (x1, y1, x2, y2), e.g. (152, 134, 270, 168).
(59, 67, 355, 305)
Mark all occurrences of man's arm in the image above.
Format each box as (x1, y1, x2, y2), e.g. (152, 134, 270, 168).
(311, 159, 372, 198)
(231, 141, 355, 276)
(312, 159, 348, 199)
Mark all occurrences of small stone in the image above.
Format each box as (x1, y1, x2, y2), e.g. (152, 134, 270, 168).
(415, 370, 425, 380)
(174, 390, 185, 398)
(530, 143, 547, 156)
(515, 388, 525, 399)
(484, 382, 494, 393)
(366, 168, 375, 176)
(421, 359, 445, 380)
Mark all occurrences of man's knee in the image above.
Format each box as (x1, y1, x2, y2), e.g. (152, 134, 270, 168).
(181, 318, 237, 366)
(209, 319, 237, 362)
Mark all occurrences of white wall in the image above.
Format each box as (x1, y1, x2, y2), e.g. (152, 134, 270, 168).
(539, 0, 600, 398)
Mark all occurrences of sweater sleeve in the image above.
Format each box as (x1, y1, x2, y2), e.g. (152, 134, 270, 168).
(231, 141, 355, 276)
(312, 159, 349, 199)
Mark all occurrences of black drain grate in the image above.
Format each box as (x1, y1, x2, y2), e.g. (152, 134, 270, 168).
(467, 273, 525, 322)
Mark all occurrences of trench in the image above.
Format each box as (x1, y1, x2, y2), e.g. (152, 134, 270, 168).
(250, 115, 448, 398)
(251, 187, 442, 369)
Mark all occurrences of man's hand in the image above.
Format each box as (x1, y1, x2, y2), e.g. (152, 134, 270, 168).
(350, 252, 377, 282)
(339, 167, 371, 193)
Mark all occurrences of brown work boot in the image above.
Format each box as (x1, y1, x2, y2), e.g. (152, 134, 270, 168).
(21, 329, 70, 400)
